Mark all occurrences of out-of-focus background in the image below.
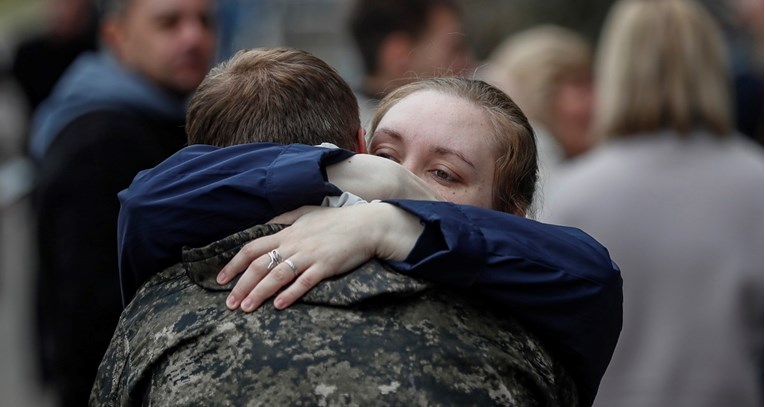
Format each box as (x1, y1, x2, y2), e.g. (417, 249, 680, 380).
(0, 1, 761, 406)
(1, 0, 759, 121)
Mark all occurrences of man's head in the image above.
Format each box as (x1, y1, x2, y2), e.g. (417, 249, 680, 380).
(187, 48, 363, 151)
(349, 0, 475, 96)
(100, 0, 216, 96)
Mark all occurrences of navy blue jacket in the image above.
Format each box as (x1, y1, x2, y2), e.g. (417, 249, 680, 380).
(118, 143, 623, 406)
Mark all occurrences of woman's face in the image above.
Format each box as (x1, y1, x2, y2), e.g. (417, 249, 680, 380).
(369, 90, 496, 209)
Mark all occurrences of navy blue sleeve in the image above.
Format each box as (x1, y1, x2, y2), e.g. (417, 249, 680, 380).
(384, 199, 623, 407)
(117, 143, 354, 303)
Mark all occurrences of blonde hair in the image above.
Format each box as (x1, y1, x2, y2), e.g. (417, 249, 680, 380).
(595, 0, 732, 139)
(369, 78, 538, 215)
(488, 25, 593, 128)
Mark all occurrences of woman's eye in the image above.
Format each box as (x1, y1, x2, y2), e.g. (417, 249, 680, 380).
(432, 169, 455, 182)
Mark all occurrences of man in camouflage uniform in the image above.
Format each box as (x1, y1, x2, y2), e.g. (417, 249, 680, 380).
(93, 224, 577, 406)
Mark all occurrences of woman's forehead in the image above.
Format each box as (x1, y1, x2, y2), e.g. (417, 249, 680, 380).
(375, 90, 496, 158)
(382, 90, 489, 132)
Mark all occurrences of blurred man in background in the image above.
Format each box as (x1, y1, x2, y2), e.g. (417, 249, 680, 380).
(29, 0, 215, 405)
(348, 0, 476, 127)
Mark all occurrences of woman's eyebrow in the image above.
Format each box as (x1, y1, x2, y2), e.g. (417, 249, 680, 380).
(372, 128, 403, 142)
(432, 146, 476, 169)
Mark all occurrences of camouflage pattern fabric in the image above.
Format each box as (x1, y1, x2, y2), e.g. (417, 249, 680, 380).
(92, 224, 578, 406)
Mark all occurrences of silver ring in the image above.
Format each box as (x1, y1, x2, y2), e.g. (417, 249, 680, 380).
(284, 259, 297, 277)
(267, 249, 282, 271)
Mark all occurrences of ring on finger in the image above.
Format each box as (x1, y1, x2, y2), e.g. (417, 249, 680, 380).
(267, 249, 282, 271)
(284, 259, 297, 277)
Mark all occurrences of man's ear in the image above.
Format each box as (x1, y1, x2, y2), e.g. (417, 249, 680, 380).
(355, 128, 367, 154)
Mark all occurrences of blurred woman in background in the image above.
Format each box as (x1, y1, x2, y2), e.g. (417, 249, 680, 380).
(483, 25, 595, 214)
(543, 0, 763, 406)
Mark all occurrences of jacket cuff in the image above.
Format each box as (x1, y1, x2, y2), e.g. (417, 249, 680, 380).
(266, 145, 355, 213)
(383, 200, 487, 287)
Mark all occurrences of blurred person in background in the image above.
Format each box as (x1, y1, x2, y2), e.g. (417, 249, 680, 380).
(6, 0, 96, 161)
(348, 0, 476, 127)
(542, 0, 763, 406)
(483, 25, 595, 214)
(11, 0, 98, 116)
(29, 0, 216, 405)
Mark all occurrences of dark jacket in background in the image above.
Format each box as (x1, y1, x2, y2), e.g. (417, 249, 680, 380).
(32, 51, 188, 407)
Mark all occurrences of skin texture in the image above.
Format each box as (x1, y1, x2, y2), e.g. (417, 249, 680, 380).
(218, 89, 499, 312)
(104, 0, 215, 95)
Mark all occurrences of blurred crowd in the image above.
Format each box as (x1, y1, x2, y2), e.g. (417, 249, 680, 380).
(0, 0, 761, 406)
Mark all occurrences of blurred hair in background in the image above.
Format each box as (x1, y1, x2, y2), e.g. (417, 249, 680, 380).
(543, 0, 763, 406)
(482, 25, 595, 215)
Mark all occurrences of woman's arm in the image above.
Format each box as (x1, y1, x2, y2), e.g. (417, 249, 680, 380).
(217, 203, 423, 311)
(117, 143, 439, 303)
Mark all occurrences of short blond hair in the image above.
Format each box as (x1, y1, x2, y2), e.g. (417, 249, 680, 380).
(488, 25, 593, 128)
(594, 0, 732, 139)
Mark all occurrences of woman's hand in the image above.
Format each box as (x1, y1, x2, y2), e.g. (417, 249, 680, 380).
(217, 202, 424, 312)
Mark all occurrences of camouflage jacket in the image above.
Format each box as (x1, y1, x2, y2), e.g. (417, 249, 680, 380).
(92, 224, 578, 406)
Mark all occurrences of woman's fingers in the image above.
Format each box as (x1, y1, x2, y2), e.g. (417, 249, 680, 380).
(267, 205, 325, 225)
(218, 204, 406, 313)
(224, 250, 272, 309)
(273, 264, 320, 309)
(239, 257, 300, 312)
(217, 238, 268, 285)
